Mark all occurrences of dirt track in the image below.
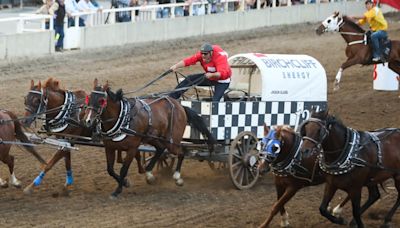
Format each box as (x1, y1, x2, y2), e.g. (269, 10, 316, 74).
(0, 13, 400, 228)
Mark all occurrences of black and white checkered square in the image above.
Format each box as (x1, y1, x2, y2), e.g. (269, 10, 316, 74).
(181, 100, 326, 140)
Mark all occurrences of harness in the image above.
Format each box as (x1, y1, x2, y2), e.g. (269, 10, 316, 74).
(270, 134, 321, 182)
(319, 128, 386, 176)
(43, 91, 78, 133)
(98, 98, 132, 141)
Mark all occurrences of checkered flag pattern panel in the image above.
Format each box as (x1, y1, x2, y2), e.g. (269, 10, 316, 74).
(181, 100, 326, 140)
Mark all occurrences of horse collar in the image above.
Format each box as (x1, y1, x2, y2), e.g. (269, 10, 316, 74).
(99, 98, 131, 141)
(44, 91, 76, 133)
(271, 134, 305, 178)
(319, 128, 361, 175)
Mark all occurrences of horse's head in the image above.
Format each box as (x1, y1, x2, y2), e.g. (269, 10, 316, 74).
(23, 80, 47, 127)
(316, 11, 342, 35)
(82, 78, 110, 128)
(259, 123, 289, 165)
(299, 109, 331, 155)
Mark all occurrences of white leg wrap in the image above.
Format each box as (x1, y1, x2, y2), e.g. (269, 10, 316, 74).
(332, 204, 343, 217)
(280, 212, 289, 227)
(0, 178, 7, 187)
(146, 171, 154, 179)
(335, 68, 343, 83)
(10, 172, 21, 187)
(173, 171, 181, 180)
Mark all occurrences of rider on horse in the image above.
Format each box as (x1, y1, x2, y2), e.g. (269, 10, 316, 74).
(353, 0, 388, 62)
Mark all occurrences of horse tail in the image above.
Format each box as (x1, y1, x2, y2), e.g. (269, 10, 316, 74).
(183, 106, 217, 151)
(7, 111, 47, 165)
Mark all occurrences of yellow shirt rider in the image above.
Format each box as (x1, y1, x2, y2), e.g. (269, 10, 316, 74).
(354, 0, 388, 62)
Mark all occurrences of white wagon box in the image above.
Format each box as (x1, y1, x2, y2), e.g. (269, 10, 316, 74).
(182, 53, 327, 140)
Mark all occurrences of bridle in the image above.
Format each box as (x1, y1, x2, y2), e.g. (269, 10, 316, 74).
(300, 117, 330, 151)
(320, 15, 366, 45)
(25, 88, 48, 119)
(85, 90, 108, 123)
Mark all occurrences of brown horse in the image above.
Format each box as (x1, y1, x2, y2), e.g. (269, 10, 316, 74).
(0, 110, 46, 188)
(316, 12, 400, 91)
(258, 124, 352, 227)
(82, 79, 215, 198)
(299, 109, 400, 228)
(22, 78, 144, 195)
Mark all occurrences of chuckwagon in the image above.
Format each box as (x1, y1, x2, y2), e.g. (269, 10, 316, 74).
(177, 53, 328, 189)
(22, 53, 328, 193)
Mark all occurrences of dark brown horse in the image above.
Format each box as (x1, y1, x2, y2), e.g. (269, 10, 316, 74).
(299, 109, 400, 228)
(316, 12, 400, 91)
(0, 110, 46, 188)
(22, 78, 144, 195)
(82, 79, 215, 198)
(258, 124, 351, 227)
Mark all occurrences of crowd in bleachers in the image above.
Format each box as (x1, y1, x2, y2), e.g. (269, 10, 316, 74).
(31, 0, 338, 52)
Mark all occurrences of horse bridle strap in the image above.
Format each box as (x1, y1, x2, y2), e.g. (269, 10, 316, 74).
(26, 89, 48, 117)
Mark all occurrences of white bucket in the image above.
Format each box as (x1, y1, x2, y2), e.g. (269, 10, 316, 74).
(373, 64, 399, 91)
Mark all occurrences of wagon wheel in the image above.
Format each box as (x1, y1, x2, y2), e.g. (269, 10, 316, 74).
(229, 131, 260, 190)
(141, 152, 176, 173)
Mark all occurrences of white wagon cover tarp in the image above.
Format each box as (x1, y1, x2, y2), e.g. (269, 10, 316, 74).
(228, 53, 327, 102)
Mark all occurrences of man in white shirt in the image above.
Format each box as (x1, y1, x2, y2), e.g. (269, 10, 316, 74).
(65, 0, 85, 26)
(77, 0, 102, 25)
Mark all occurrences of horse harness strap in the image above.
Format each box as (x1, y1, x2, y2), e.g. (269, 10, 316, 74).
(98, 98, 131, 141)
(319, 128, 361, 175)
(348, 36, 367, 46)
(44, 91, 76, 133)
(271, 134, 307, 178)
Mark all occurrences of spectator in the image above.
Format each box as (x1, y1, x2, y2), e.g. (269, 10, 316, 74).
(36, 0, 56, 29)
(169, 43, 232, 101)
(53, 0, 66, 52)
(77, 0, 102, 26)
(173, 0, 185, 17)
(156, 0, 170, 18)
(114, 0, 137, 22)
(65, 0, 85, 27)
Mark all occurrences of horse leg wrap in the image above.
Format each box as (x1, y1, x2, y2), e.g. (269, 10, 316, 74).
(10, 172, 21, 187)
(280, 212, 289, 227)
(65, 170, 73, 186)
(33, 171, 45, 186)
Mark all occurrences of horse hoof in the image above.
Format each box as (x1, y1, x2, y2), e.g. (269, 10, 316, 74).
(11, 183, 22, 189)
(123, 178, 131, 188)
(175, 178, 184, 186)
(337, 217, 347, 225)
(23, 186, 34, 195)
(109, 194, 118, 200)
(146, 176, 156, 185)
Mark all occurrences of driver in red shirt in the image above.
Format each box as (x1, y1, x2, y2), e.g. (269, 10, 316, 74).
(169, 43, 232, 101)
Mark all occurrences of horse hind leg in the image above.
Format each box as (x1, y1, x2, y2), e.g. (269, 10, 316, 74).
(144, 147, 164, 185)
(6, 155, 21, 188)
(382, 176, 400, 227)
(173, 152, 184, 186)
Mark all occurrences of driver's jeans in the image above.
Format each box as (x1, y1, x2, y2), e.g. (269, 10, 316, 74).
(371, 30, 388, 58)
(169, 73, 230, 101)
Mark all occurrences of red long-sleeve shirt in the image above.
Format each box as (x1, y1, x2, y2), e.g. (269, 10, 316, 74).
(183, 45, 232, 81)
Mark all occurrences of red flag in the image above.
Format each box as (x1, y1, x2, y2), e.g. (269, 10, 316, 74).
(375, 0, 400, 10)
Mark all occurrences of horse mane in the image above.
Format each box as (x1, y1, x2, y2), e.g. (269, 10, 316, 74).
(274, 125, 294, 140)
(43, 77, 64, 92)
(342, 15, 365, 33)
(107, 88, 124, 102)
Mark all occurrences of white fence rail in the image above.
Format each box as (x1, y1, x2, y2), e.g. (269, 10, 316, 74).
(0, 1, 396, 59)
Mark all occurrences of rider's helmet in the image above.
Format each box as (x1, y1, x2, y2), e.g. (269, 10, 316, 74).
(200, 43, 213, 54)
(365, 0, 373, 5)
